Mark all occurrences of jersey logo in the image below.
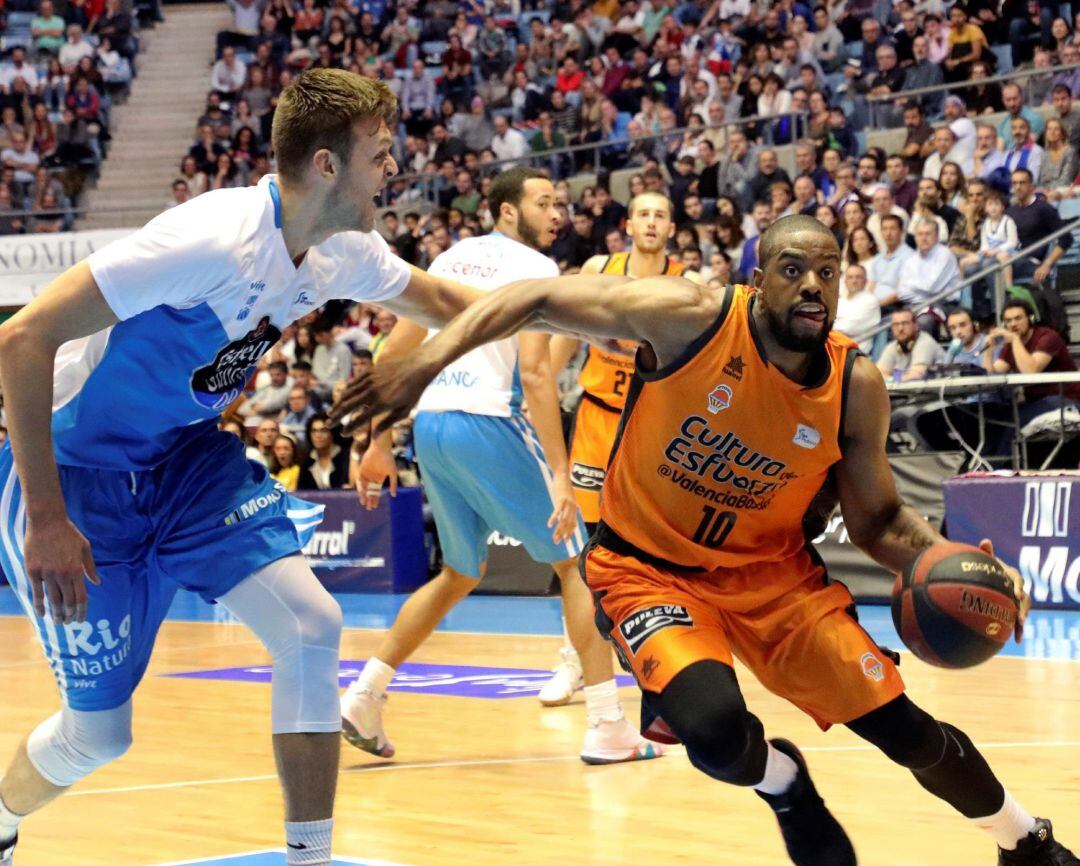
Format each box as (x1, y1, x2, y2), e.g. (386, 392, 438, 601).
(190, 315, 282, 412)
(861, 652, 885, 682)
(707, 383, 733, 414)
(793, 424, 821, 449)
(619, 605, 694, 655)
(722, 354, 745, 381)
(236, 280, 267, 321)
(294, 291, 316, 307)
(571, 462, 605, 490)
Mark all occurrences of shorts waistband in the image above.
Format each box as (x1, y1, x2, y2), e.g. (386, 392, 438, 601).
(592, 521, 706, 573)
(581, 392, 623, 414)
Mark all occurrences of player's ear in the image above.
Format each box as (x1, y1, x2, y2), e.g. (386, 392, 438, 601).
(666, 222, 675, 239)
(311, 148, 337, 182)
(751, 266, 765, 291)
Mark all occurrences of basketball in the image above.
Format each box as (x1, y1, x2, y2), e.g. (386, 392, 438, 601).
(891, 542, 1019, 669)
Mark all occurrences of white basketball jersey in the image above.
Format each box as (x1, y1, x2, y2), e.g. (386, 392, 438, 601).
(416, 232, 559, 417)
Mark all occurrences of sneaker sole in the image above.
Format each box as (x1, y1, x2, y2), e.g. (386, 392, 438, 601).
(580, 743, 664, 765)
(341, 716, 395, 758)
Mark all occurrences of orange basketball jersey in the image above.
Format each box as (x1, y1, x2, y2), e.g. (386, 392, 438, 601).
(600, 284, 857, 573)
(578, 253, 685, 411)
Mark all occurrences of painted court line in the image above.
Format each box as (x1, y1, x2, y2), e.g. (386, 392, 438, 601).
(69, 740, 1080, 799)
(150, 850, 410, 866)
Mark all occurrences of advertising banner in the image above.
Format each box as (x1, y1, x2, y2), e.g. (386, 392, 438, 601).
(0, 228, 134, 305)
(944, 474, 1080, 610)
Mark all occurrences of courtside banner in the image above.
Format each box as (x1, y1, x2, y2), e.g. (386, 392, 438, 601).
(812, 452, 963, 603)
(0, 228, 134, 304)
(296, 488, 428, 594)
(944, 473, 1080, 611)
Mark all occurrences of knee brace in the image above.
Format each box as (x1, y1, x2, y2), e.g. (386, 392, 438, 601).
(660, 660, 769, 787)
(26, 702, 133, 787)
(220, 557, 343, 735)
(847, 695, 946, 770)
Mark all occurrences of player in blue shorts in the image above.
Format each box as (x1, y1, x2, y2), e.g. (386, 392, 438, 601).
(339, 168, 663, 765)
(0, 70, 481, 866)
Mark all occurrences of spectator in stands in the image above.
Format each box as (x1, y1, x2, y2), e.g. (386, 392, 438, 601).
(369, 308, 397, 359)
(943, 307, 989, 366)
(167, 178, 191, 208)
(59, 24, 95, 74)
(985, 302, 1080, 432)
(1039, 118, 1078, 190)
(217, 0, 264, 56)
(1007, 168, 1072, 286)
(1048, 84, 1080, 152)
(298, 413, 349, 490)
(949, 176, 987, 266)
(31, 0, 67, 58)
(963, 61, 1003, 116)
(998, 83, 1046, 149)
(1002, 116, 1044, 185)
(869, 213, 915, 308)
(280, 386, 316, 446)
(826, 105, 858, 158)
(211, 45, 247, 102)
(972, 123, 1006, 180)
(246, 418, 279, 468)
(178, 154, 208, 196)
(490, 114, 529, 166)
(826, 162, 860, 214)
(29, 189, 63, 233)
(1049, 43, 1080, 97)
(943, 4, 987, 83)
(1, 48, 41, 98)
(924, 128, 966, 180)
(835, 262, 881, 353)
(399, 60, 436, 136)
(270, 435, 300, 491)
(310, 317, 352, 399)
(239, 360, 291, 422)
(2, 132, 39, 193)
(876, 308, 945, 381)
(900, 103, 935, 176)
(0, 183, 25, 235)
(939, 162, 967, 208)
(867, 186, 908, 249)
(884, 153, 917, 214)
(897, 220, 961, 316)
(900, 36, 944, 116)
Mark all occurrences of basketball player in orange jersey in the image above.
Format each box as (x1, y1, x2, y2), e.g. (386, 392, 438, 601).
(331, 215, 1076, 866)
(539, 191, 701, 707)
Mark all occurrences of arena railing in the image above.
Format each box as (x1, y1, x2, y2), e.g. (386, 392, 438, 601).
(862, 215, 1080, 340)
(865, 62, 1080, 128)
(379, 107, 811, 207)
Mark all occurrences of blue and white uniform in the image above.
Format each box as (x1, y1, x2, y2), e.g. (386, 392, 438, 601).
(0, 175, 411, 711)
(412, 232, 585, 578)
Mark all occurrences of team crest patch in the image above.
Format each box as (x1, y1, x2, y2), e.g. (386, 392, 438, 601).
(190, 315, 281, 411)
(619, 605, 694, 655)
(792, 424, 821, 449)
(722, 354, 745, 381)
(861, 652, 885, 682)
(571, 462, 606, 490)
(707, 383, 733, 414)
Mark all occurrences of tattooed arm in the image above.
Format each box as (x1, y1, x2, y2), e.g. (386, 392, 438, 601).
(835, 355, 945, 571)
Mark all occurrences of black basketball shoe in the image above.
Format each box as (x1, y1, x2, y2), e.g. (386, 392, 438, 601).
(0, 832, 15, 865)
(999, 820, 1080, 865)
(756, 738, 857, 866)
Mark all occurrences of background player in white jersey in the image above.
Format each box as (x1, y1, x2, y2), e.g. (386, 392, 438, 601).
(0, 70, 483, 866)
(539, 192, 702, 707)
(339, 168, 662, 765)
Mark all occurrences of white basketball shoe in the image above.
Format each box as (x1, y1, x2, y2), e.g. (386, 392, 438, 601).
(538, 647, 585, 707)
(340, 686, 395, 758)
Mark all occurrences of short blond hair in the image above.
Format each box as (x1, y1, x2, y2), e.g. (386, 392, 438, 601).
(628, 191, 674, 219)
(271, 69, 398, 182)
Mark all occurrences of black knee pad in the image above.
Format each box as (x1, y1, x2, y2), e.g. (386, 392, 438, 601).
(847, 695, 946, 769)
(660, 660, 768, 787)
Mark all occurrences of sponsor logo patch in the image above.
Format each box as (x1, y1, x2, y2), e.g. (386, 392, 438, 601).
(571, 462, 606, 490)
(722, 354, 745, 381)
(707, 383, 733, 414)
(861, 651, 885, 682)
(190, 315, 281, 411)
(792, 424, 821, 449)
(619, 605, 694, 655)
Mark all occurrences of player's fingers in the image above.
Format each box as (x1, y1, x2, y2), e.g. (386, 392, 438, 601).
(29, 574, 46, 619)
(45, 575, 65, 624)
(977, 538, 995, 557)
(374, 409, 406, 438)
(83, 545, 101, 586)
(388, 469, 398, 498)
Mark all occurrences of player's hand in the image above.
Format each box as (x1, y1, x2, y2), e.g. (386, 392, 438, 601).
(547, 473, 580, 545)
(357, 441, 398, 511)
(328, 360, 430, 437)
(979, 538, 1029, 643)
(24, 515, 100, 625)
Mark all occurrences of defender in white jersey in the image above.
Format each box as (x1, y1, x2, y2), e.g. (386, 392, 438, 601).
(0, 71, 482, 866)
(339, 169, 663, 765)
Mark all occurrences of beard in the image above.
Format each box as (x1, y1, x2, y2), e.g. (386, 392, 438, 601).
(761, 299, 832, 353)
(517, 213, 547, 251)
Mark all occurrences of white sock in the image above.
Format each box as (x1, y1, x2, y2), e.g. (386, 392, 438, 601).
(0, 792, 22, 843)
(584, 679, 624, 724)
(973, 791, 1037, 851)
(753, 743, 800, 796)
(285, 818, 333, 866)
(353, 657, 395, 699)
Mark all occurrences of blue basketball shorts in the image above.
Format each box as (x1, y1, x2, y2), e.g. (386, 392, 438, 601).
(0, 424, 324, 711)
(412, 410, 586, 579)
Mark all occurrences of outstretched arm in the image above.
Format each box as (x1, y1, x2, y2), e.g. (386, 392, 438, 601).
(330, 273, 722, 435)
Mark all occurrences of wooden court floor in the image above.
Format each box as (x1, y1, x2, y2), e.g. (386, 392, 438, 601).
(1, 615, 1078, 866)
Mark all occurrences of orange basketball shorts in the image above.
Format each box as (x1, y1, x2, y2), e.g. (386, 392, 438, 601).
(583, 544, 906, 732)
(569, 398, 621, 524)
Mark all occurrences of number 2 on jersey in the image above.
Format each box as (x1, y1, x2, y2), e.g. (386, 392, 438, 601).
(691, 505, 737, 549)
(613, 370, 629, 397)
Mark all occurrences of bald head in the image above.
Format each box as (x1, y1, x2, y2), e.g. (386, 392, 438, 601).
(758, 215, 840, 269)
